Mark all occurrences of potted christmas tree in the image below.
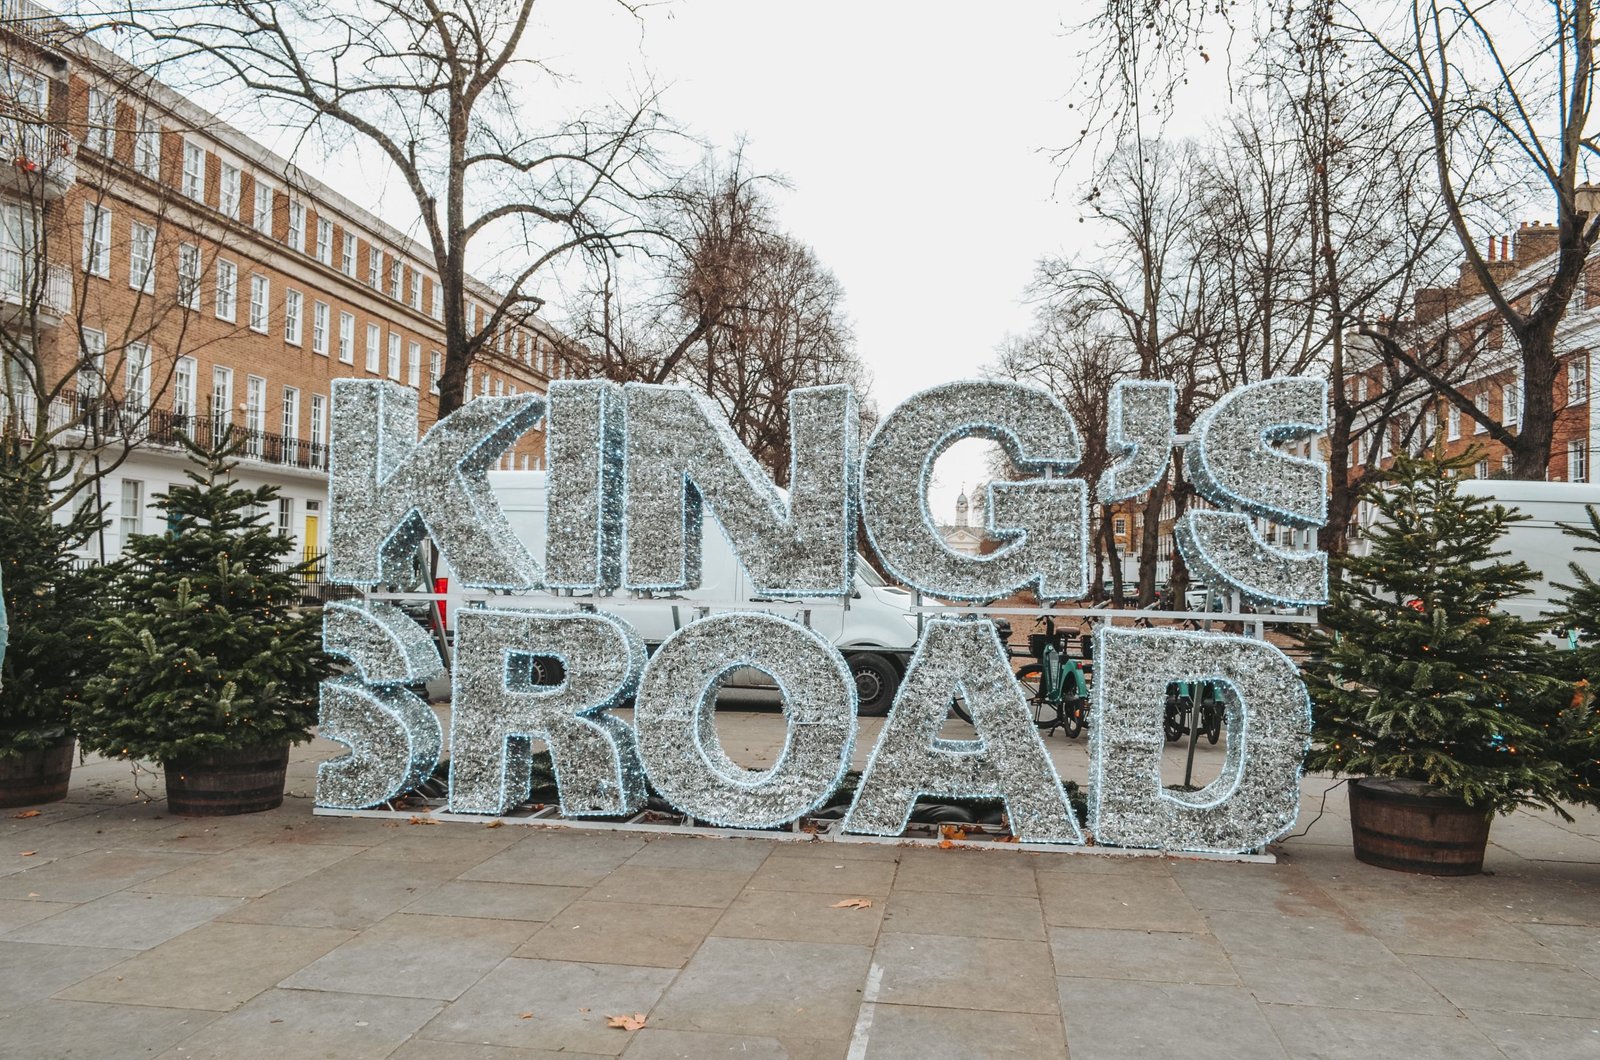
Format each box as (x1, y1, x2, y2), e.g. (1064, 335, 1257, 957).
(0, 442, 107, 807)
(1545, 508, 1600, 809)
(1305, 451, 1590, 875)
(76, 439, 328, 815)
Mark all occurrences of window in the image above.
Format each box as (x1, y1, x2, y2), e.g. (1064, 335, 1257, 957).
(1571, 356, 1590, 404)
(134, 115, 161, 179)
(407, 340, 421, 387)
(245, 375, 266, 455)
(219, 162, 240, 220)
(367, 247, 383, 289)
(214, 259, 237, 321)
(86, 87, 116, 155)
(182, 141, 206, 201)
(119, 480, 143, 547)
(277, 497, 294, 538)
(253, 181, 273, 235)
(388, 259, 402, 300)
(429, 350, 441, 393)
(1447, 404, 1461, 441)
(338, 312, 355, 364)
(431, 281, 442, 321)
(467, 303, 478, 335)
(1113, 516, 1127, 536)
(286, 201, 305, 250)
(211, 366, 233, 445)
(341, 232, 357, 276)
(173, 356, 195, 425)
(1571, 440, 1590, 483)
(387, 332, 402, 380)
(365, 323, 381, 373)
(248, 274, 270, 332)
(81, 202, 111, 277)
(124, 342, 151, 412)
(77, 328, 106, 399)
(1475, 459, 1489, 480)
(311, 300, 329, 355)
(1503, 380, 1521, 426)
(1474, 391, 1489, 434)
(310, 393, 326, 456)
(282, 386, 299, 442)
(409, 270, 422, 309)
(128, 221, 155, 293)
(4, 65, 46, 113)
(177, 243, 201, 310)
(283, 289, 303, 345)
(314, 217, 332, 264)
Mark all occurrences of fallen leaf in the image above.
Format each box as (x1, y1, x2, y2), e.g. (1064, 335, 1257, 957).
(269, 1018, 283, 1024)
(11, 810, 40, 819)
(518, 1011, 535, 1020)
(606, 1013, 647, 1031)
(19, 851, 35, 857)
(406, 815, 438, 826)
(26, 892, 38, 898)
(939, 825, 968, 841)
(830, 898, 873, 909)
(579, 1008, 590, 1014)
(484, 820, 504, 829)
(938, 839, 955, 850)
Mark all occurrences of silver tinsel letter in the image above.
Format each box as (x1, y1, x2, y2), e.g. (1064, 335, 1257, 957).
(315, 602, 445, 810)
(448, 609, 647, 817)
(545, 380, 624, 591)
(328, 380, 545, 590)
(859, 381, 1088, 602)
(844, 617, 1083, 843)
(632, 612, 856, 828)
(1177, 376, 1329, 605)
(1098, 380, 1176, 503)
(1088, 626, 1312, 853)
(623, 384, 857, 596)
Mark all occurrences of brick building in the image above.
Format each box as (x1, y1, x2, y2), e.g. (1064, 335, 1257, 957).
(0, 3, 575, 564)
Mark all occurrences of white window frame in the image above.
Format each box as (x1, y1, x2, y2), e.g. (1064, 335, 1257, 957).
(409, 270, 422, 309)
(365, 323, 381, 373)
(77, 327, 106, 399)
(1572, 440, 1590, 483)
(177, 242, 201, 310)
(429, 350, 441, 394)
(81, 202, 110, 277)
(119, 479, 143, 547)
(341, 232, 357, 277)
(283, 288, 304, 346)
(1447, 404, 1461, 441)
(1571, 356, 1590, 404)
(245, 374, 266, 454)
(338, 311, 355, 364)
(431, 281, 442, 321)
(286, 201, 305, 250)
(219, 161, 241, 220)
(407, 340, 421, 388)
(1474, 391, 1489, 434)
(387, 332, 402, 380)
(181, 141, 206, 201)
(211, 366, 233, 445)
(1503, 378, 1522, 426)
(248, 274, 270, 333)
(310, 393, 327, 455)
(389, 259, 403, 300)
(124, 341, 151, 412)
(367, 247, 383, 289)
(214, 259, 237, 321)
(253, 181, 274, 236)
(173, 355, 196, 424)
(128, 221, 155, 294)
(86, 86, 116, 155)
(314, 217, 333, 265)
(311, 300, 329, 356)
(134, 115, 161, 179)
(282, 385, 299, 441)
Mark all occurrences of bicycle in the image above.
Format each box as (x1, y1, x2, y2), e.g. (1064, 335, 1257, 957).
(1012, 617, 1090, 738)
(1162, 680, 1224, 743)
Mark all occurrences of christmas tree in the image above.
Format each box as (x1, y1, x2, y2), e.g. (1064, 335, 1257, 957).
(0, 441, 108, 753)
(1546, 506, 1600, 808)
(77, 438, 327, 764)
(1304, 451, 1591, 817)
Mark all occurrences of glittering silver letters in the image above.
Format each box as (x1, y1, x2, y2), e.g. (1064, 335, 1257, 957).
(1099, 380, 1176, 503)
(544, 380, 625, 591)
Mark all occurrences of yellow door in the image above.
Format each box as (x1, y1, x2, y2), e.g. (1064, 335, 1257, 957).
(303, 515, 319, 580)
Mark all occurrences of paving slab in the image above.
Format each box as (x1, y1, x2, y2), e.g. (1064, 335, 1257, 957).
(416, 956, 676, 1055)
(58, 921, 353, 1011)
(713, 888, 885, 946)
(1057, 979, 1289, 1060)
(1465, 1010, 1600, 1060)
(584, 865, 753, 909)
(1204, 908, 1399, 965)
(219, 855, 456, 930)
(404, 880, 588, 923)
(889, 848, 1038, 897)
(746, 853, 898, 895)
(281, 912, 539, 1001)
(0, 939, 134, 1014)
(880, 889, 1045, 941)
(393, 1043, 606, 1060)
(0, 997, 217, 1059)
(0, 847, 204, 902)
(649, 936, 872, 1041)
(1049, 925, 1239, 985)
(515, 899, 720, 968)
(138, 842, 362, 898)
(623, 835, 776, 872)
(1038, 872, 1207, 933)
(871, 931, 1059, 1014)
(460, 831, 647, 888)
(1261, 1004, 1507, 1060)
(3, 890, 244, 950)
(1402, 954, 1600, 1018)
(618, 1027, 791, 1058)
(154, 987, 443, 1059)
(856, 1003, 1068, 1059)
(1228, 952, 1454, 1014)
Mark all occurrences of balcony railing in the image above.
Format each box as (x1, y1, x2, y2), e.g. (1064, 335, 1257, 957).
(0, 250, 71, 318)
(6, 390, 329, 472)
(0, 118, 76, 200)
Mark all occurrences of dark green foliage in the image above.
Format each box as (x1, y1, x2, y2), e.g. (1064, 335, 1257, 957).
(0, 441, 108, 756)
(1547, 505, 1600, 807)
(77, 438, 329, 764)
(1304, 451, 1593, 817)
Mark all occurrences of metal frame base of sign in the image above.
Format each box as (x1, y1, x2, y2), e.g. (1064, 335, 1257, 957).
(311, 803, 1277, 864)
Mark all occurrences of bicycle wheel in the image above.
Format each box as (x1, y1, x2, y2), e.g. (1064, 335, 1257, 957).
(1061, 696, 1084, 738)
(950, 695, 973, 724)
(1015, 664, 1058, 729)
(1163, 697, 1189, 742)
(1202, 695, 1223, 744)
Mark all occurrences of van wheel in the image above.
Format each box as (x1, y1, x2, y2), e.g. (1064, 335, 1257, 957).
(849, 653, 900, 716)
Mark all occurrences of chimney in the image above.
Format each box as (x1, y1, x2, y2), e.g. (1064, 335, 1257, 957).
(1514, 220, 1560, 264)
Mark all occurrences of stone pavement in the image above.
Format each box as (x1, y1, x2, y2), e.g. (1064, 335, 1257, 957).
(2, 717, 1598, 1060)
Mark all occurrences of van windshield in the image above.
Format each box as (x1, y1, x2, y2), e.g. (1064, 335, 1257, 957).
(856, 557, 886, 587)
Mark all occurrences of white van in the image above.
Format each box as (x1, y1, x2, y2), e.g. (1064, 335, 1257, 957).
(1456, 479, 1600, 625)
(434, 471, 923, 713)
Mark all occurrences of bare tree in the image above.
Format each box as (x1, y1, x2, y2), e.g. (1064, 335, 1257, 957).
(97, 0, 677, 414)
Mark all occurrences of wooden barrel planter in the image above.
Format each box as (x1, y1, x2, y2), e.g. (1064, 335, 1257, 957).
(164, 743, 290, 816)
(0, 735, 75, 808)
(1348, 777, 1492, 876)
